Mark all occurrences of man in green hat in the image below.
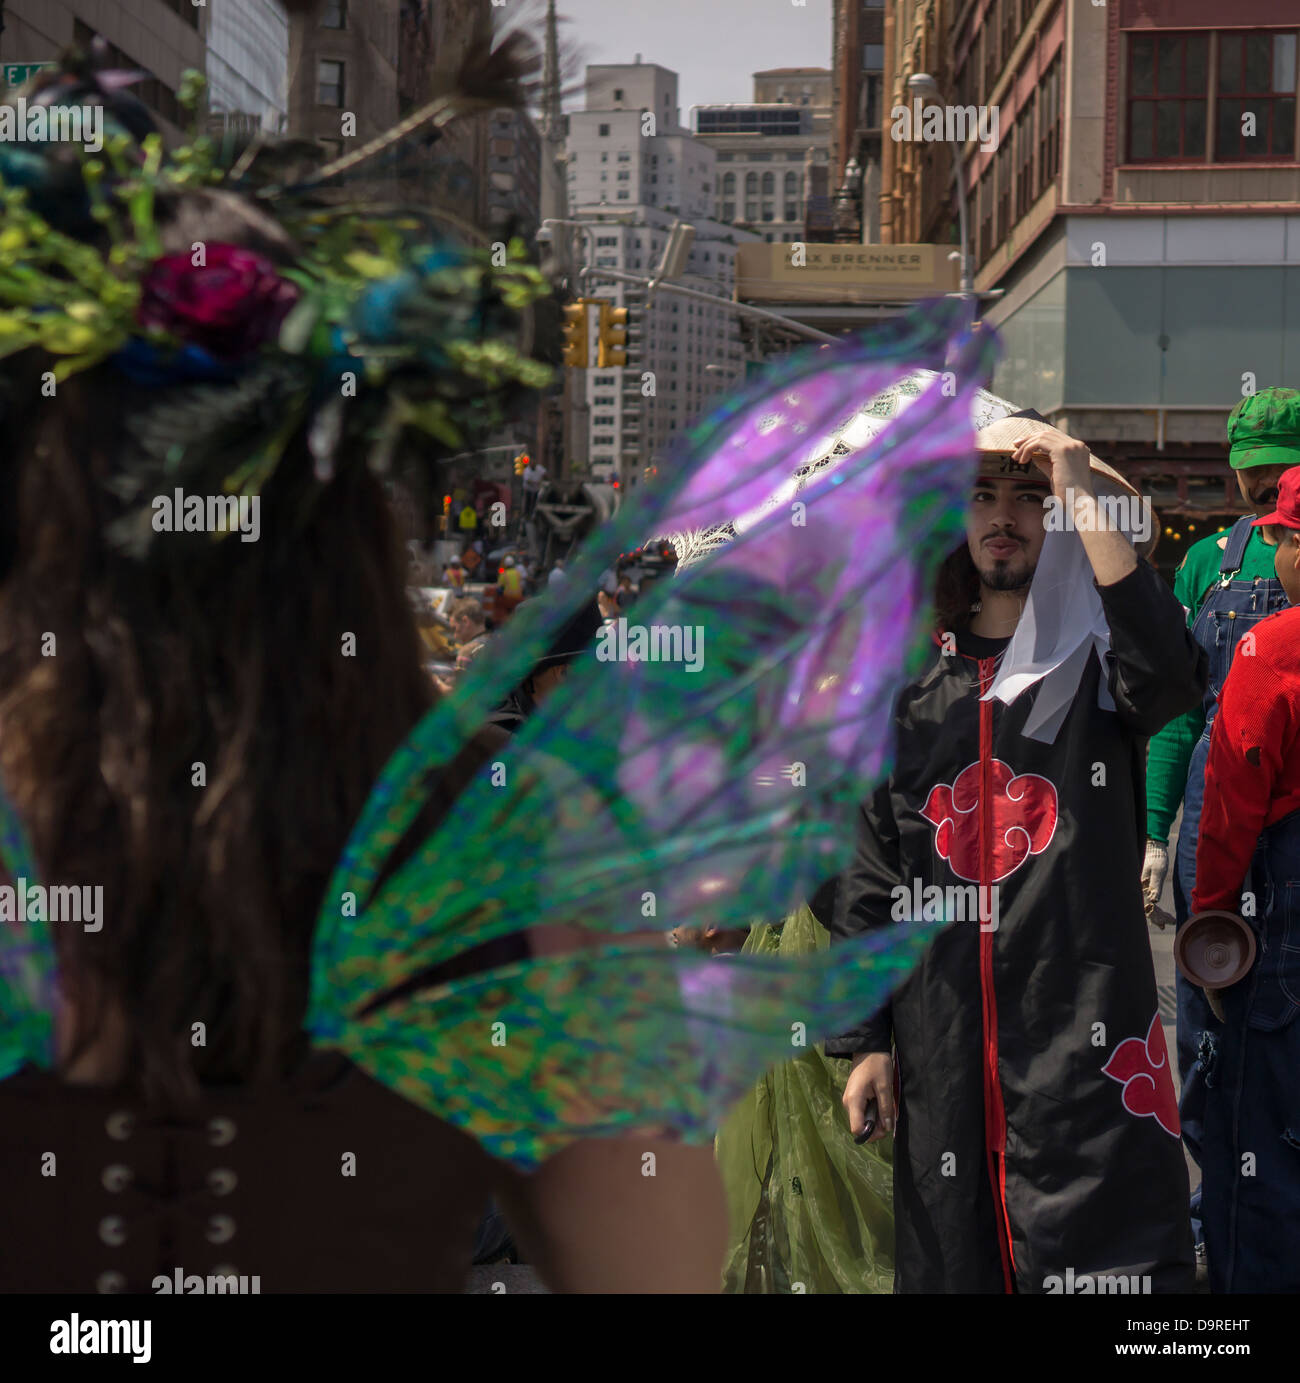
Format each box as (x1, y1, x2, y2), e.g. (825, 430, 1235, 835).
(1141, 386, 1300, 1264)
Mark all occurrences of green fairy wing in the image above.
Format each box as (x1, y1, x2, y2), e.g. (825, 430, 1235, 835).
(305, 298, 998, 1168)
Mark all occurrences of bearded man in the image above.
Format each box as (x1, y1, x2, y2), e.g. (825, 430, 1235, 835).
(826, 413, 1205, 1293)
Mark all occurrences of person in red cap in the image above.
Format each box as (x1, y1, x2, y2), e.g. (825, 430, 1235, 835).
(1192, 462, 1300, 1293)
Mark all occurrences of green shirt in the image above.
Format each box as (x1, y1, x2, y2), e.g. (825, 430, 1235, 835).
(1145, 524, 1277, 842)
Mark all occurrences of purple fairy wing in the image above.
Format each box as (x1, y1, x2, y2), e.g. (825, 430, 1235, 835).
(307, 298, 999, 1166)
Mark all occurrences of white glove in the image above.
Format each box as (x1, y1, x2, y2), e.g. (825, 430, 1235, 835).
(1141, 838, 1175, 929)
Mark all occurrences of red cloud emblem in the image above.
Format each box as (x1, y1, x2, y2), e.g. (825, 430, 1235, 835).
(920, 758, 1057, 884)
(1102, 1013, 1180, 1139)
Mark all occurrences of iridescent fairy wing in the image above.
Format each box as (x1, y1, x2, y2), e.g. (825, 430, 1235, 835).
(0, 786, 54, 1076)
(307, 297, 999, 1167)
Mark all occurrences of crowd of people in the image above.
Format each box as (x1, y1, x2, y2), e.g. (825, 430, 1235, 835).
(417, 395, 1300, 1297)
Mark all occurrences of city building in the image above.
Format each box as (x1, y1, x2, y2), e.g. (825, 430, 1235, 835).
(484, 106, 542, 235)
(287, 0, 399, 158)
(883, 0, 1300, 571)
(2, 0, 206, 135)
(693, 68, 834, 243)
(830, 0, 887, 240)
(206, 0, 289, 136)
(566, 61, 756, 485)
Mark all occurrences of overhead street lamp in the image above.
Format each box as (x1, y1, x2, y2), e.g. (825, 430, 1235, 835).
(907, 72, 974, 299)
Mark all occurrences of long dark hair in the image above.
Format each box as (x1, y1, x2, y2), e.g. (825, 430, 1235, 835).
(933, 541, 980, 633)
(0, 191, 434, 1101)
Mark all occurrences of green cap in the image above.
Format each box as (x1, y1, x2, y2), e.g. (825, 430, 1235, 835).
(1227, 387, 1300, 469)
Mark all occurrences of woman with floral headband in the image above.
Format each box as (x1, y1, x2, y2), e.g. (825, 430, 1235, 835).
(0, 39, 1003, 1297)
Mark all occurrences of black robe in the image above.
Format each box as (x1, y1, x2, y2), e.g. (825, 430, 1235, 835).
(823, 561, 1205, 1293)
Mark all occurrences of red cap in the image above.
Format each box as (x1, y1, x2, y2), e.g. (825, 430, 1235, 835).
(1250, 464, 1300, 529)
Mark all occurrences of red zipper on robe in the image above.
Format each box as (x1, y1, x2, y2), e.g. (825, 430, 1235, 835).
(977, 655, 1016, 1293)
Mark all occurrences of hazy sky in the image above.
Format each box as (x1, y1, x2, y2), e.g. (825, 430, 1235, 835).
(554, 0, 835, 119)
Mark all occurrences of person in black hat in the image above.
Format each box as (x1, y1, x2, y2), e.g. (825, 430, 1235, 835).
(488, 596, 605, 733)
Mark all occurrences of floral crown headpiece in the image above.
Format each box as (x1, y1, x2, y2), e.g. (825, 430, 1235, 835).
(0, 27, 552, 556)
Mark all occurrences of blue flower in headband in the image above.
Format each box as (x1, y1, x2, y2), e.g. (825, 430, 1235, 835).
(112, 337, 244, 387)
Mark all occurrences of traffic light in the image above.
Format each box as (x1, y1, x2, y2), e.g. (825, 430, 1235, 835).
(513, 452, 530, 476)
(562, 300, 589, 368)
(597, 302, 629, 368)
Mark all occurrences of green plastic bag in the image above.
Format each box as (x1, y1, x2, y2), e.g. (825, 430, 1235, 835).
(716, 906, 895, 1293)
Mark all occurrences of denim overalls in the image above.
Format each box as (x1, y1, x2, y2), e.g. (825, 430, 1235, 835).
(1171, 515, 1288, 1165)
(1200, 808, 1300, 1292)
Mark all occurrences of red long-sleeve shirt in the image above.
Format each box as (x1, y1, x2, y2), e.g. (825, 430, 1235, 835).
(1193, 605, 1300, 913)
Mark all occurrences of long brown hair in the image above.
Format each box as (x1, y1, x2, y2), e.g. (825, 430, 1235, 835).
(933, 541, 980, 634)
(0, 191, 434, 1101)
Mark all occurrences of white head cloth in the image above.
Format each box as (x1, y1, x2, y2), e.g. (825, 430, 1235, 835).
(982, 480, 1147, 743)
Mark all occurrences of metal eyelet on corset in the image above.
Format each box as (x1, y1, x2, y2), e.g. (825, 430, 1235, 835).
(101, 1164, 133, 1193)
(105, 1111, 135, 1141)
(98, 1215, 127, 1247)
(96, 1270, 127, 1293)
(207, 1117, 237, 1147)
(207, 1168, 237, 1196)
(205, 1215, 237, 1244)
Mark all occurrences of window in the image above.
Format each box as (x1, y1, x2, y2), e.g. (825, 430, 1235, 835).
(761, 203, 774, 222)
(594, 416, 616, 425)
(1126, 32, 1207, 161)
(617, 190, 630, 200)
(784, 201, 798, 221)
(984, 29, 999, 97)
(618, 171, 630, 180)
(722, 171, 736, 194)
(784, 170, 799, 194)
(158, 0, 200, 29)
(596, 235, 618, 246)
(745, 172, 759, 193)
(1038, 57, 1062, 190)
(1014, 93, 1036, 221)
(1216, 31, 1296, 160)
(599, 123, 610, 136)
(321, 0, 346, 28)
(864, 73, 882, 129)
(318, 60, 345, 107)
(716, 152, 734, 162)
(594, 395, 616, 405)
(995, 151, 1011, 244)
(761, 171, 774, 194)
(601, 152, 608, 162)
(863, 44, 884, 72)
(978, 169, 993, 264)
(1002, 0, 1017, 64)
(745, 201, 759, 219)
(721, 201, 736, 220)
(614, 88, 624, 101)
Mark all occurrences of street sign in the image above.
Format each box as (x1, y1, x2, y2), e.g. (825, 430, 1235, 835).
(2, 62, 54, 88)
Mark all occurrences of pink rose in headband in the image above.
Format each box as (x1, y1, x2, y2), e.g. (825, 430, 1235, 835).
(137, 244, 299, 360)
